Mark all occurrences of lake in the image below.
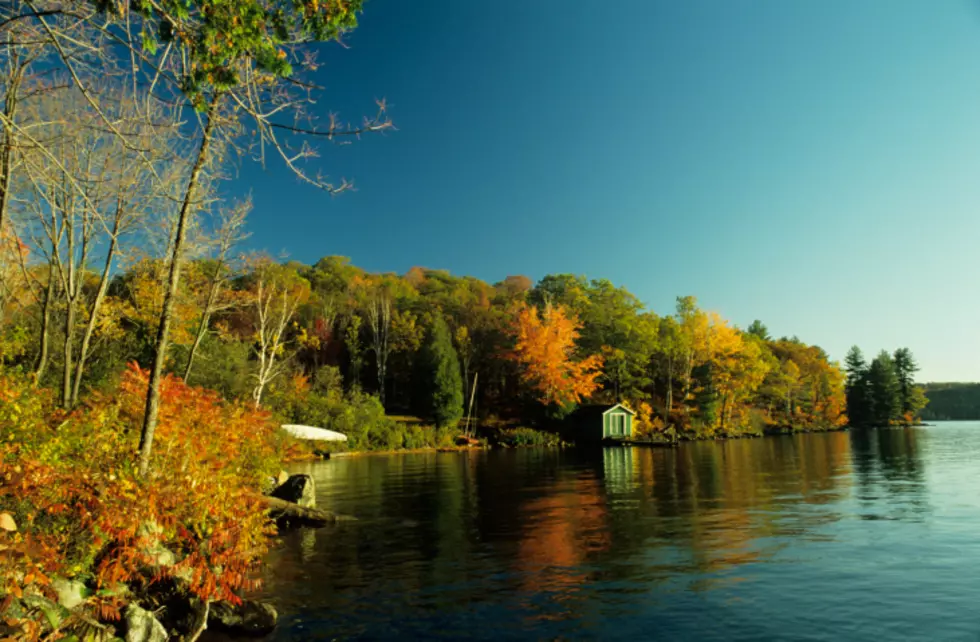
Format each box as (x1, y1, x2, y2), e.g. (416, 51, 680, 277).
(231, 422, 980, 641)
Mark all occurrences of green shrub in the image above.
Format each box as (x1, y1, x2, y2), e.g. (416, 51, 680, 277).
(494, 427, 562, 448)
(265, 368, 462, 451)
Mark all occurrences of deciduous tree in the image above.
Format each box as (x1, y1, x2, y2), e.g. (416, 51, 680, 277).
(247, 259, 310, 408)
(510, 302, 604, 408)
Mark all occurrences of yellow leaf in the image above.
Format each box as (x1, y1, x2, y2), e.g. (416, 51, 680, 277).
(0, 512, 16, 532)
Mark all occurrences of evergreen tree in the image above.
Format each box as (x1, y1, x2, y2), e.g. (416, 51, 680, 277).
(893, 347, 922, 421)
(746, 320, 771, 342)
(418, 314, 464, 428)
(692, 362, 720, 434)
(867, 351, 901, 426)
(844, 346, 871, 427)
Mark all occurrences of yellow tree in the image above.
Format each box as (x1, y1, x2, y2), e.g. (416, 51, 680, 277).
(121, 258, 199, 350)
(510, 303, 604, 407)
(708, 314, 771, 432)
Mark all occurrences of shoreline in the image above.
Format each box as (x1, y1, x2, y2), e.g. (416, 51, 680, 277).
(285, 420, 941, 464)
(288, 425, 859, 462)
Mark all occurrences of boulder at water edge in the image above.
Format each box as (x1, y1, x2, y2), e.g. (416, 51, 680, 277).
(124, 604, 167, 642)
(270, 474, 316, 508)
(209, 600, 278, 636)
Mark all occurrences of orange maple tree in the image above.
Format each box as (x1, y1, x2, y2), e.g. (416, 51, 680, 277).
(510, 303, 604, 407)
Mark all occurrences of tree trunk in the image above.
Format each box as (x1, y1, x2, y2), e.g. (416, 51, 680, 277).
(61, 295, 76, 407)
(183, 310, 210, 383)
(183, 279, 221, 382)
(263, 495, 346, 527)
(719, 395, 728, 432)
(682, 349, 693, 403)
(253, 377, 268, 410)
(138, 96, 220, 477)
(33, 264, 55, 383)
(60, 201, 78, 409)
(664, 354, 673, 423)
(70, 222, 119, 406)
(0, 58, 21, 239)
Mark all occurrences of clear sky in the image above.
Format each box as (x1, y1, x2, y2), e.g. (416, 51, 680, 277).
(235, 0, 980, 382)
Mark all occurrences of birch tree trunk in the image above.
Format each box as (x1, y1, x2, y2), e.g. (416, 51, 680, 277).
(367, 294, 391, 406)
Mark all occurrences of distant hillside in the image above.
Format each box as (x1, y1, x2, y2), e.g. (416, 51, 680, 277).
(921, 383, 980, 420)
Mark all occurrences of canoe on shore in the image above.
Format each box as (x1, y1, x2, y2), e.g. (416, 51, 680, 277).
(281, 424, 348, 442)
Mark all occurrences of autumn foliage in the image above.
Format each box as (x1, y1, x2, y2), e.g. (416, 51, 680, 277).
(0, 364, 281, 640)
(510, 303, 604, 407)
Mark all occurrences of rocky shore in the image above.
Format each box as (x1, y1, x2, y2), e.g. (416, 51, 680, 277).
(0, 473, 345, 642)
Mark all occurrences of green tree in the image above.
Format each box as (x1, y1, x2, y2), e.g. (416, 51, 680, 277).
(345, 315, 365, 389)
(418, 314, 463, 428)
(867, 350, 900, 426)
(844, 345, 871, 427)
(893, 347, 924, 422)
(746, 320, 771, 341)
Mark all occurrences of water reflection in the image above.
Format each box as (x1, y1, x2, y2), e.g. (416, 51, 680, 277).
(211, 425, 969, 641)
(849, 427, 928, 522)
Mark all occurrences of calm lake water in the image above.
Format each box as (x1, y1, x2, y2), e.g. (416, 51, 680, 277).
(233, 422, 980, 641)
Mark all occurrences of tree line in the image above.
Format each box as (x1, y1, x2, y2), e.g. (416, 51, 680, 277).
(5, 248, 860, 441)
(918, 383, 980, 421)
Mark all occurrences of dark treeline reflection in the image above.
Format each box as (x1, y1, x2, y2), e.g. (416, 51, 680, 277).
(243, 430, 931, 640)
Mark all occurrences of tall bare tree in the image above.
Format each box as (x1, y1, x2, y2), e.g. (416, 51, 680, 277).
(366, 289, 392, 406)
(18, 87, 182, 405)
(182, 198, 250, 383)
(249, 258, 309, 409)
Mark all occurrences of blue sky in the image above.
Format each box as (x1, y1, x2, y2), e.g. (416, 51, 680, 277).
(236, 0, 980, 382)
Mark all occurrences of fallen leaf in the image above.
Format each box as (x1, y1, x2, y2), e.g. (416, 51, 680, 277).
(0, 513, 16, 532)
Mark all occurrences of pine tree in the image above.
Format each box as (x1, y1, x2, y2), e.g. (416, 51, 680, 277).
(418, 314, 463, 428)
(867, 351, 900, 426)
(893, 348, 922, 422)
(746, 320, 771, 341)
(844, 346, 871, 427)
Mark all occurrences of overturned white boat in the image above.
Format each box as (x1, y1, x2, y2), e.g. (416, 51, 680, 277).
(281, 424, 349, 442)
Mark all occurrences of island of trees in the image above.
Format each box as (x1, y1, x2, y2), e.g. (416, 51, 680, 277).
(0, 0, 930, 640)
(844, 347, 928, 428)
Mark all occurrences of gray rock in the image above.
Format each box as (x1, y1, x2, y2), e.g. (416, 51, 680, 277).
(51, 577, 88, 610)
(209, 600, 278, 637)
(137, 520, 177, 568)
(270, 474, 315, 508)
(124, 604, 167, 642)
